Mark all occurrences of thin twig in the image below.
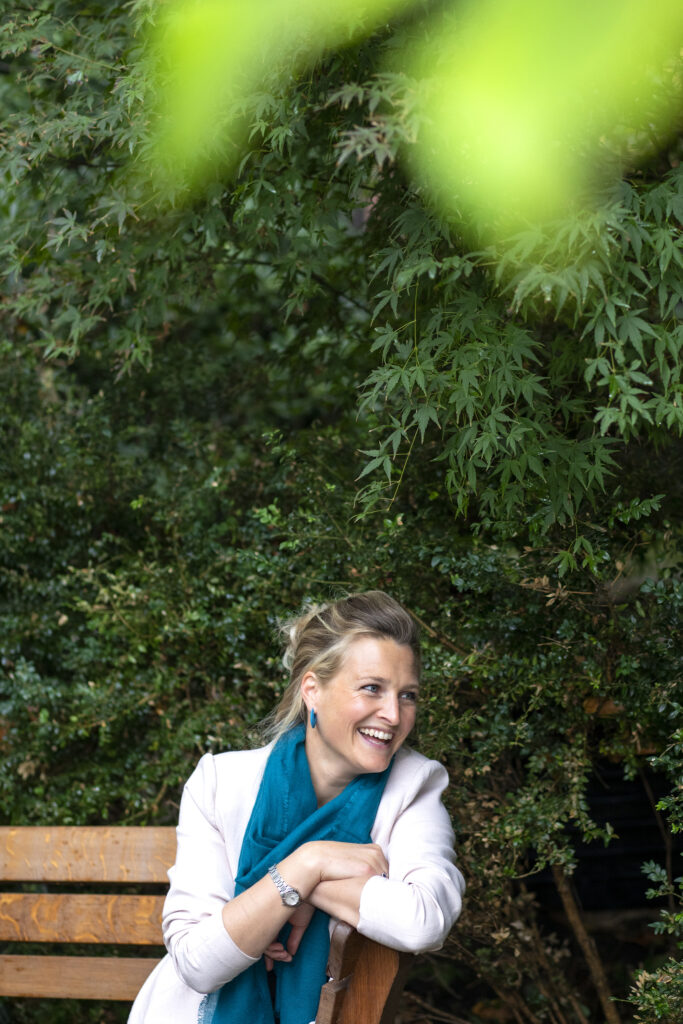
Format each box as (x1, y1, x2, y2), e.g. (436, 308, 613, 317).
(552, 865, 622, 1024)
(490, 985, 542, 1024)
(407, 608, 467, 656)
(387, 426, 419, 510)
(310, 270, 371, 314)
(637, 762, 675, 912)
(567, 993, 591, 1024)
(224, 257, 371, 314)
(124, 780, 169, 824)
(520, 882, 582, 1024)
(404, 991, 475, 1024)
(37, 37, 120, 72)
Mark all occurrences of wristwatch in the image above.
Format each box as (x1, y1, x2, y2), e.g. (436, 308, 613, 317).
(267, 864, 302, 907)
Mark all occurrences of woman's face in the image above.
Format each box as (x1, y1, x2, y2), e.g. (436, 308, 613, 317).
(301, 636, 419, 800)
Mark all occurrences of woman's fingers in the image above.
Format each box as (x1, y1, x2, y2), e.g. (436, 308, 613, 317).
(288, 901, 316, 929)
(280, 841, 388, 898)
(263, 906, 314, 965)
(286, 901, 316, 956)
(364, 842, 389, 875)
(287, 922, 308, 957)
(264, 941, 291, 965)
(312, 841, 388, 882)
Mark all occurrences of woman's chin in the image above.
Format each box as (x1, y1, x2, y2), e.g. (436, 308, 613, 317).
(354, 732, 395, 769)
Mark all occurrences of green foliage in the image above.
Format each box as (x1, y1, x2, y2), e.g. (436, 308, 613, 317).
(355, 170, 683, 536)
(3, 2, 682, 536)
(628, 864, 683, 1023)
(2, 339, 682, 1022)
(148, 0, 683, 230)
(1, 3, 683, 1023)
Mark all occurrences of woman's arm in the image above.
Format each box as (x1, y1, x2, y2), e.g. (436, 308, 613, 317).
(162, 752, 262, 992)
(299, 756, 466, 947)
(220, 840, 387, 958)
(297, 754, 466, 955)
(163, 752, 390, 991)
(352, 755, 465, 953)
(305, 876, 367, 927)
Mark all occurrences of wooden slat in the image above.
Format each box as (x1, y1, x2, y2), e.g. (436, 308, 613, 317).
(0, 893, 165, 944)
(0, 954, 161, 1000)
(316, 923, 412, 1024)
(0, 827, 176, 883)
(316, 978, 351, 1024)
(327, 922, 365, 980)
(316, 923, 411, 1024)
(337, 937, 411, 1024)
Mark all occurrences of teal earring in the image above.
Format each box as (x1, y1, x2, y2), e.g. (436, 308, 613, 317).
(309, 708, 317, 729)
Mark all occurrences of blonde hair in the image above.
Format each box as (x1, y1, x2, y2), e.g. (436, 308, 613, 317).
(261, 591, 420, 743)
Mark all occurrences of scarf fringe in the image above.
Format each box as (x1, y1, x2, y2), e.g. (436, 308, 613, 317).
(197, 991, 219, 1024)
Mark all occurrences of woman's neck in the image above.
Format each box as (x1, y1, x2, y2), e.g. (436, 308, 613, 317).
(305, 732, 352, 806)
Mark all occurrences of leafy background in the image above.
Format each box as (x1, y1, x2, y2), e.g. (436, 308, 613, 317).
(1, 2, 682, 1022)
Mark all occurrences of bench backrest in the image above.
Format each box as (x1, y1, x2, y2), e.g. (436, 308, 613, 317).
(316, 922, 412, 1024)
(1, 826, 411, 1022)
(0, 826, 176, 1000)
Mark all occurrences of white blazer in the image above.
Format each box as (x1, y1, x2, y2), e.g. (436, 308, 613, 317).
(129, 743, 465, 1023)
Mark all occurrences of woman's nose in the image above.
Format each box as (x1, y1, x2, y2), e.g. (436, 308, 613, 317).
(379, 693, 400, 724)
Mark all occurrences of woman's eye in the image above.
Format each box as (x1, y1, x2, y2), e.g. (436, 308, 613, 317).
(401, 691, 418, 702)
(361, 683, 380, 693)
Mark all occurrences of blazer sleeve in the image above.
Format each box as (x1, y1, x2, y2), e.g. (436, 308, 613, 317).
(162, 753, 260, 994)
(357, 757, 465, 953)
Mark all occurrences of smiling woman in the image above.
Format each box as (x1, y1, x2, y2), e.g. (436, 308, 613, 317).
(301, 636, 419, 802)
(128, 592, 464, 1024)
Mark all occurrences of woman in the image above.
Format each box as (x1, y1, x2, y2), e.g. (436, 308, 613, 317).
(129, 591, 465, 1024)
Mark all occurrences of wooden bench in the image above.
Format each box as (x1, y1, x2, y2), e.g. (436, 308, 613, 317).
(317, 922, 411, 1024)
(0, 827, 410, 1023)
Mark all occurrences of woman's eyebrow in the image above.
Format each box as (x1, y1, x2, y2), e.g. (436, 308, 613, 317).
(360, 675, 420, 688)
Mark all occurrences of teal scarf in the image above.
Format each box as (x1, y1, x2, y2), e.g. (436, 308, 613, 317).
(203, 723, 391, 1024)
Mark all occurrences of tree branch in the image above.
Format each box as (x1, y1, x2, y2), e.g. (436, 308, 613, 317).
(637, 762, 675, 912)
(551, 865, 621, 1024)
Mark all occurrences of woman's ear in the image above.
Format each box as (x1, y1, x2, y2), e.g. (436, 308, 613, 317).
(299, 670, 319, 712)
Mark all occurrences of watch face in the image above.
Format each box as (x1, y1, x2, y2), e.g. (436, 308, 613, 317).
(283, 890, 300, 907)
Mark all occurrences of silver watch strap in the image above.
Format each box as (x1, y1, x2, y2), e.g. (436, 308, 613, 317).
(267, 863, 301, 905)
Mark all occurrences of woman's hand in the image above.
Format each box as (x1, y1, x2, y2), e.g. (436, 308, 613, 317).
(295, 841, 388, 886)
(285, 842, 389, 931)
(263, 902, 316, 971)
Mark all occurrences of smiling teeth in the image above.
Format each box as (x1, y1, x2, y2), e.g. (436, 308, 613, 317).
(359, 728, 393, 741)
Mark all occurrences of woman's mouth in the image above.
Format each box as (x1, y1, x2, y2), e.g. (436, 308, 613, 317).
(358, 727, 393, 747)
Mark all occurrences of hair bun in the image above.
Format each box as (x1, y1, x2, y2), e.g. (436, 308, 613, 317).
(279, 602, 328, 670)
